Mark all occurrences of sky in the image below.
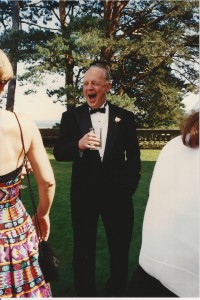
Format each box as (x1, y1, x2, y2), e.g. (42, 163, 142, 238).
(14, 83, 66, 121)
(12, 64, 66, 122)
(182, 93, 199, 113)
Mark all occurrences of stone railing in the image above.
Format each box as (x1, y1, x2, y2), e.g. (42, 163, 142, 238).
(40, 128, 180, 149)
(137, 129, 180, 149)
(39, 129, 60, 148)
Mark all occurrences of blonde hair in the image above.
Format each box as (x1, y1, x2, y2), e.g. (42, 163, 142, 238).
(0, 49, 14, 81)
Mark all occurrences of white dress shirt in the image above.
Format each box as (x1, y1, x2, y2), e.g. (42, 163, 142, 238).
(90, 102, 109, 161)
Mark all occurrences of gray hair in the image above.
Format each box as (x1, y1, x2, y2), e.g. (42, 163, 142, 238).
(88, 64, 111, 81)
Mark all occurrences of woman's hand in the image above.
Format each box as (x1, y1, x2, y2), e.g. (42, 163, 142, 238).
(32, 214, 50, 241)
(20, 159, 33, 179)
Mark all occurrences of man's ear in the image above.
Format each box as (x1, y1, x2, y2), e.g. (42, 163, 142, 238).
(106, 82, 112, 93)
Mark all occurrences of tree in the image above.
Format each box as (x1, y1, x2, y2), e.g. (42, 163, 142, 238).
(2, 1, 20, 111)
(0, 0, 198, 127)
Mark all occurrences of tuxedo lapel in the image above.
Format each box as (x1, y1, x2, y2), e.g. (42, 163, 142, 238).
(103, 103, 120, 160)
(75, 103, 92, 136)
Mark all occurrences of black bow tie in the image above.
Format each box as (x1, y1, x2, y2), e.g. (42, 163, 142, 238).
(90, 107, 106, 114)
(89, 102, 107, 114)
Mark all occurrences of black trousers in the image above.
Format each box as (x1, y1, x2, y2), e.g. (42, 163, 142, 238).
(71, 196, 134, 297)
(127, 265, 178, 297)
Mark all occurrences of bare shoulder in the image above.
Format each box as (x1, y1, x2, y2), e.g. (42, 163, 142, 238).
(13, 112, 43, 152)
(0, 110, 34, 126)
(0, 111, 25, 132)
(14, 111, 34, 125)
(14, 112, 38, 133)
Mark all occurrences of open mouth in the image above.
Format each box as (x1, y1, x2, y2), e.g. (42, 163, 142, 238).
(88, 94, 96, 100)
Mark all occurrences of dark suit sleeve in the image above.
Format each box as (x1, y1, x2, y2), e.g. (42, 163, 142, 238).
(53, 111, 81, 162)
(118, 110, 141, 197)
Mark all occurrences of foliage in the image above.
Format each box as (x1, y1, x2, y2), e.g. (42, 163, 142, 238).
(0, 0, 198, 127)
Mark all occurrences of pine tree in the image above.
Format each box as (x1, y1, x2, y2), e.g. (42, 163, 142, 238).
(0, 0, 198, 127)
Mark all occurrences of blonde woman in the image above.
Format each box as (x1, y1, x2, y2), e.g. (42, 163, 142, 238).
(0, 49, 55, 297)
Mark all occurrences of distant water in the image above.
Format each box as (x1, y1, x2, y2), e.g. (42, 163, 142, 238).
(34, 120, 60, 129)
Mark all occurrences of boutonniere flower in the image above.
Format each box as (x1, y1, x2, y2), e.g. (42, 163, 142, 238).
(115, 117, 121, 123)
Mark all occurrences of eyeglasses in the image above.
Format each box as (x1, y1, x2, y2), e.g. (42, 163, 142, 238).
(0, 80, 9, 85)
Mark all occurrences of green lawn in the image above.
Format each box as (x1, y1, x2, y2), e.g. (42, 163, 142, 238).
(21, 149, 160, 297)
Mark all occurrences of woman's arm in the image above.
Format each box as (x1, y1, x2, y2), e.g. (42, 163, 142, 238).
(25, 119, 56, 240)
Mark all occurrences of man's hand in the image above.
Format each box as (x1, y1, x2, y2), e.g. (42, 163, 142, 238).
(78, 131, 100, 150)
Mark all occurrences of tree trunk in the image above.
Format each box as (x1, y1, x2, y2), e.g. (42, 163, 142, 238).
(101, 0, 129, 63)
(6, 0, 20, 111)
(104, 0, 128, 37)
(59, 0, 75, 111)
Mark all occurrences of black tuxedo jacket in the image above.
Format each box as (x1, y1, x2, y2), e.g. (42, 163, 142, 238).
(53, 102, 141, 204)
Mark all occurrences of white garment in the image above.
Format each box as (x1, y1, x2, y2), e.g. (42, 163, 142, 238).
(139, 136, 199, 297)
(90, 103, 109, 161)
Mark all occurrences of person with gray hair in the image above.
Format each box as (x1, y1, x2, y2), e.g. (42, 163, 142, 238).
(54, 64, 141, 297)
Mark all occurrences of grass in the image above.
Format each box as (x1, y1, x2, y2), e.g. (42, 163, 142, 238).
(21, 149, 160, 297)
